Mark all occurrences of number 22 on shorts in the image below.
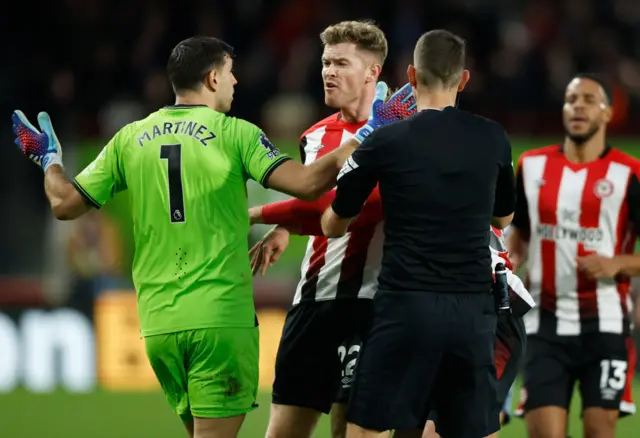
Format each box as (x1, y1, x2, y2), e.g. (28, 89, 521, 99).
(338, 345, 361, 378)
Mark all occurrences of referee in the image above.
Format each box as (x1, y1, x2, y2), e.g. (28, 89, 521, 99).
(321, 30, 516, 438)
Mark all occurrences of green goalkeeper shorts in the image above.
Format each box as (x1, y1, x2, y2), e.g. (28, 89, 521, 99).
(144, 326, 259, 421)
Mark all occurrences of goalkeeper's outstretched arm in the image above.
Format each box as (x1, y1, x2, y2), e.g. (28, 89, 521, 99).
(44, 165, 91, 220)
(11, 110, 92, 220)
(264, 138, 359, 201)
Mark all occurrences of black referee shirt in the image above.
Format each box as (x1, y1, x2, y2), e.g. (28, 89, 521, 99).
(332, 107, 516, 294)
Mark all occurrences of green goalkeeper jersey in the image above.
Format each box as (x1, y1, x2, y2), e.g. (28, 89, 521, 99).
(73, 105, 290, 336)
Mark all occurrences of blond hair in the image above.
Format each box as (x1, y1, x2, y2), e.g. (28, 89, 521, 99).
(320, 20, 388, 65)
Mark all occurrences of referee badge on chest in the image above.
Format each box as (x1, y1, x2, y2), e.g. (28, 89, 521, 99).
(594, 179, 614, 199)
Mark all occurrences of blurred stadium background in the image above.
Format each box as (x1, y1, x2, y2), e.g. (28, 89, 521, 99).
(1, 0, 640, 437)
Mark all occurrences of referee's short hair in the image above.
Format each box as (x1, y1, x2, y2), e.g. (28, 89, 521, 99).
(413, 30, 466, 89)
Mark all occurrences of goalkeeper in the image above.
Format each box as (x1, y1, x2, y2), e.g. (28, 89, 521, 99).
(11, 36, 416, 438)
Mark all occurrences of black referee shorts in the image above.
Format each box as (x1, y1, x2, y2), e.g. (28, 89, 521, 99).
(346, 289, 500, 438)
(426, 312, 526, 430)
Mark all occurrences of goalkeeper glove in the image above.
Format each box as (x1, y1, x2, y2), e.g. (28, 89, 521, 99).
(12, 110, 63, 172)
(354, 82, 417, 144)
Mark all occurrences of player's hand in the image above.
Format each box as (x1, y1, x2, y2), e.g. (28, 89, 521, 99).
(576, 254, 621, 279)
(353, 82, 417, 144)
(249, 226, 291, 276)
(12, 110, 63, 172)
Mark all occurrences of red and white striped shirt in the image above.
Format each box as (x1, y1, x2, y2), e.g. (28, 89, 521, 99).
(514, 144, 640, 337)
(290, 113, 384, 305)
(262, 139, 535, 312)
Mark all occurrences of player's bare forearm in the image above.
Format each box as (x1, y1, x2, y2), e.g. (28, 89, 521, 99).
(321, 206, 353, 238)
(491, 212, 514, 229)
(301, 138, 359, 199)
(266, 139, 359, 201)
(505, 225, 528, 270)
(44, 165, 91, 220)
(614, 254, 640, 276)
(332, 138, 360, 169)
(295, 138, 359, 199)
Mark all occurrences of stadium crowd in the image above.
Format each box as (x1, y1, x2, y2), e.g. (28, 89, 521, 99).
(5, 0, 640, 281)
(3, 0, 640, 140)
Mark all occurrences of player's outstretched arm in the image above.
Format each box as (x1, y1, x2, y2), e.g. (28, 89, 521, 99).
(265, 138, 360, 201)
(249, 192, 334, 234)
(12, 111, 91, 220)
(45, 166, 92, 220)
(251, 186, 383, 236)
(265, 82, 416, 201)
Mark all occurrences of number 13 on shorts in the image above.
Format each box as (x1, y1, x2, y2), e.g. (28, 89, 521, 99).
(599, 359, 628, 396)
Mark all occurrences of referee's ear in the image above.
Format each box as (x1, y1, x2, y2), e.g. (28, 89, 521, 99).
(407, 64, 418, 88)
(457, 70, 471, 92)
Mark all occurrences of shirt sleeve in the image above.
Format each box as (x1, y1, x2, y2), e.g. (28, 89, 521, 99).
(332, 129, 384, 219)
(72, 131, 127, 208)
(511, 160, 530, 235)
(627, 171, 640, 232)
(493, 127, 516, 217)
(237, 121, 291, 187)
(261, 191, 335, 234)
(351, 186, 383, 229)
(262, 186, 383, 236)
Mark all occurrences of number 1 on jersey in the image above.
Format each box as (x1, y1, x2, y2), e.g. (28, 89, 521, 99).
(160, 144, 186, 223)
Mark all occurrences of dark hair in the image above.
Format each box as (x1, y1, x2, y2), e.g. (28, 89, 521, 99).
(167, 36, 234, 93)
(413, 30, 466, 89)
(572, 73, 613, 105)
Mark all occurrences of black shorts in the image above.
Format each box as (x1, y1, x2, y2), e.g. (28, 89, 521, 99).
(346, 290, 501, 438)
(272, 299, 374, 414)
(426, 312, 526, 430)
(520, 332, 631, 414)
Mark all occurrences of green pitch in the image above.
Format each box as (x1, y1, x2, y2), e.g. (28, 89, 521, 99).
(1, 380, 638, 438)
